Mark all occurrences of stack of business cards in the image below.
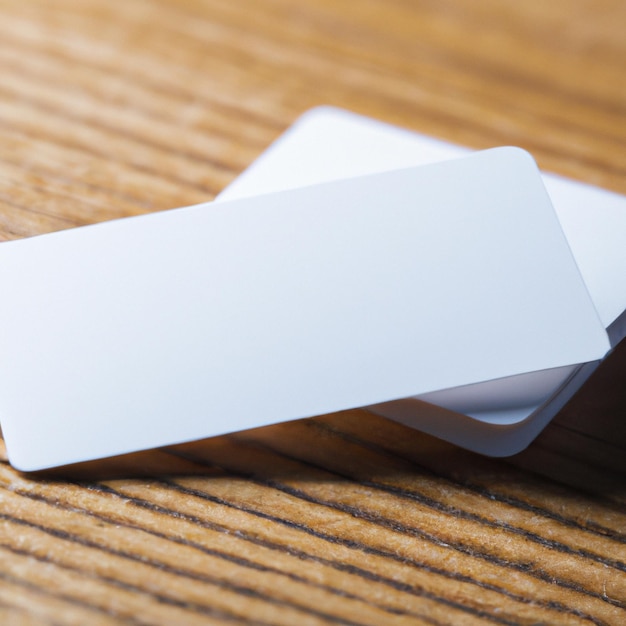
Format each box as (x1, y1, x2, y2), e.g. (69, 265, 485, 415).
(219, 107, 626, 456)
(0, 107, 623, 470)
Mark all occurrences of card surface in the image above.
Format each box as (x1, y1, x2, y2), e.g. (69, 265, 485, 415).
(221, 107, 626, 332)
(0, 147, 609, 470)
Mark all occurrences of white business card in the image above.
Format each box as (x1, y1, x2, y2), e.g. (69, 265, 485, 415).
(0, 146, 609, 470)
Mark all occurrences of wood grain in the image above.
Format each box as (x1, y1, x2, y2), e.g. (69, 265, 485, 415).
(0, 0, 625, 623)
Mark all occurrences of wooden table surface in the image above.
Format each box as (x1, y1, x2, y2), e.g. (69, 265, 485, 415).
(1, 1, 625, 624)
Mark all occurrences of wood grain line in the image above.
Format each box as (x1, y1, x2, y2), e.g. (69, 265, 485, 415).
(0, 71, 253, 177)
(0, 7, 287, 131)
(313, 412, 626, 538)
(155, 474, 609, 625)
(0, 485, 446, 626)
(165, 435, 626, 594)
(309, 419, 626, 544)
(0, 513, 369, 626)
(0, 479, 491, 626)
(0, 565, 153, 626)
(0, 44, 278, 154)
(0, 95, 227, 197)
(161, 440, 625, 620)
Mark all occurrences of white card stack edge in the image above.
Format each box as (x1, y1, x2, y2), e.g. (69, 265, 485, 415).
(218, 106, 626, 456)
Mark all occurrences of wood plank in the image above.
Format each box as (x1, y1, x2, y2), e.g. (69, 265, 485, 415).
(0, 0, 625, 623)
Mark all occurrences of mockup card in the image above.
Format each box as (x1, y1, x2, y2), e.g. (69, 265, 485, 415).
(0, 146, 610, 470)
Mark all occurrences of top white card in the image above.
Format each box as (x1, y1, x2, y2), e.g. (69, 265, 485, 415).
(0, 147, 609, 470)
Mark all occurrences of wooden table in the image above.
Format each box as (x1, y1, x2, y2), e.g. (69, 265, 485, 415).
(1, 1, 625, 623)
